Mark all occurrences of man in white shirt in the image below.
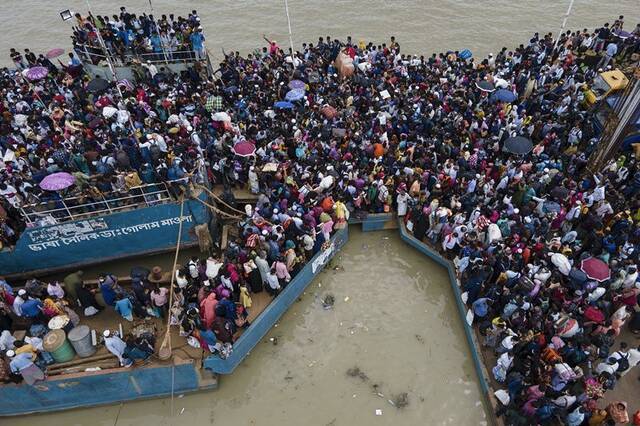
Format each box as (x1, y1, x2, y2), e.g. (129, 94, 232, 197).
(103, 330, 132, 367)
(595, 357, 618, 375)
(12, 289, 26, 316)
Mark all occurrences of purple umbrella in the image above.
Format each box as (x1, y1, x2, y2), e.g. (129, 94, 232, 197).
(285, 88, 306, 102)
(614, 30, 632, 40)
(39, 172, 76, 191)
(25, 66, 49, 81)
(232, 141, 256, 157)
(288, 79, 306, 90)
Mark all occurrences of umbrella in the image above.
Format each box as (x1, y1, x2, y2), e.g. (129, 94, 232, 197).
(102, 106, 118, 119)
(614, 30, 632, 40)
(475, 80, 495, 92)
(288, 80, 306, 90)
(490, 89, 517, 103)
(568, 268, 588, 283)
(88, 117, 103, 129)
(308, 71, 321, 84)
(551, 186, 569, 201)
(581, 257, 611, 282)
(550, 253, 571, 276)
(223, 85, 238, 94)
(542, 201, 561, 213)
(503, 136, 533, 155)
(45, 48, 65, 59)
(274, 101, 294, 109)
(39, 172, 76, 191)
(211, 112, 231, 122)
(87, 77, 110, 93)
(24, 66, 49, 81)
(321, 105, 337, 119)
(285, 88, 305, 102)
(232, 141, 256, 157)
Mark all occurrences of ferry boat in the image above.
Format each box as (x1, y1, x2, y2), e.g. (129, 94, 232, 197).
(0, 181, 211, 279)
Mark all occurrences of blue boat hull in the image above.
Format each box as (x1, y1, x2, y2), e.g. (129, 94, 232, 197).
(0, 362, 216, 416)
(0, 196, 210, 278)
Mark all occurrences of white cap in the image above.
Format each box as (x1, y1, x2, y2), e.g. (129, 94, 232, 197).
(103, 330, 111, 337)
(203, 280, 211, 287)
(6, 350, 15, 357)
(18, 289, 26, 296)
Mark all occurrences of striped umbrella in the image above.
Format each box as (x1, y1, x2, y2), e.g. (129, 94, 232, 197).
(24, 66, 49, 81)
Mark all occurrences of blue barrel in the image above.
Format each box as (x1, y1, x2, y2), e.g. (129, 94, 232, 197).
(43, 329, 75, 363)
(67, 325, 96, 358)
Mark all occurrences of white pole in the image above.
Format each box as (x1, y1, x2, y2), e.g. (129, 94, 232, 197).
(284, 0, 295, 65)
(552, 0, 575, 53)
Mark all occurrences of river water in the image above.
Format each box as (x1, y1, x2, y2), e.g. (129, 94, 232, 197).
(10, 228, 486, 425)
(0, 0, 638, 69)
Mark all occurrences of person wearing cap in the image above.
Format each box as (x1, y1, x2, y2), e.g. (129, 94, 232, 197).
(103, 330, 132, 367)
(12, 289, 27, 317)
(7, 349, 44, 385)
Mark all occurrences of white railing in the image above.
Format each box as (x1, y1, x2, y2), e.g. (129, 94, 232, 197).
(19, 179, 189, 227)
(73, 43, 207, 67)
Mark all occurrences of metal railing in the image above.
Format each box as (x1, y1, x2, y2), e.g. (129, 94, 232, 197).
(19, 179, 189, 227)
(73, 43, 207, 67)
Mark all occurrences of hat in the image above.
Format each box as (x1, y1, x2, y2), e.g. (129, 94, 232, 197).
(203, 280, 211, 287)
(18, 289, 26, 296)
(103, 330, 111, 337)
(6, 350, 15, 357)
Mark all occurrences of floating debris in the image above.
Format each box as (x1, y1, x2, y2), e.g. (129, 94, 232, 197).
(344, 296, 350, 302)
(392, 392, 409, 409)
(322, 294, 335, 309)
(346, 366, 369, 381)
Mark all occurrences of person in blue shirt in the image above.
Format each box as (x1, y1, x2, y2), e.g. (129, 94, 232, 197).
(199, 327, 218, 353)
(20, 297, 43, 318)
(99, 274, 120, 307)
(115, 295, 133, 321)
(471, 297, 493, 319)
(190, 29, 205, 60)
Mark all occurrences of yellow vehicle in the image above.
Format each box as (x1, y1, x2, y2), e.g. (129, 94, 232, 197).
(584, 69, 629, 106)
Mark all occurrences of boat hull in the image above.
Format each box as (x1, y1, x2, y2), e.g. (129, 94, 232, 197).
(0, 196, 210, 279)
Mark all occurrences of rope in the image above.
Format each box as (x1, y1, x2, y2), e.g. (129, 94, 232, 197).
(189, 194, 244, 220)
(158, 196, 186, 360)
(196, 184, 251, 217)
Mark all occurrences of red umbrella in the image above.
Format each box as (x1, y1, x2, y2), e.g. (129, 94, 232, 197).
(46, 48, 65, 59)
(232, 141, 256, 157)
(580, 257, 611, 282)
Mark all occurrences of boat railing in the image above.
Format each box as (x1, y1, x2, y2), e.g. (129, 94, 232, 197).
(19, 179, 188, 227)
(73, 43, 205, 68)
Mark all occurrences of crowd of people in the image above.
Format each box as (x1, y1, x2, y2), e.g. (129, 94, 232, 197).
(2, 7, 640, 424)
(68, 7, 208, 66)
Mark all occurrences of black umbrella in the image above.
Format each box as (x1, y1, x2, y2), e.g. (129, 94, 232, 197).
(475, 80, 495, 92)
(86, 77, 110, 93)
(503, 136, 533, 155)
(551, 186, 569, 201)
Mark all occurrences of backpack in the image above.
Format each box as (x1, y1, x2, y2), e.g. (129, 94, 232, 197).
(616, 352, 630, 372)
